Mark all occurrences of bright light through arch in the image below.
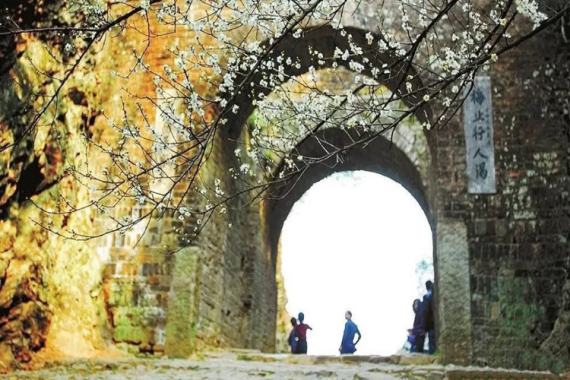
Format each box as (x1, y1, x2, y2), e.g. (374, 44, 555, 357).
(279, 170, 434, 356)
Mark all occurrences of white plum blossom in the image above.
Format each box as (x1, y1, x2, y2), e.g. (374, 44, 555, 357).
(515, 0, 547, 29)
(20, 0, 562, 240)
(240, 164, 250, 174)
(348, 61, 364, 73)
(178, 206, 192, 221)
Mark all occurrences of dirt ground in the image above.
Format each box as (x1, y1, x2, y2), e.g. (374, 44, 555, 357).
(0, 351, 564, 380)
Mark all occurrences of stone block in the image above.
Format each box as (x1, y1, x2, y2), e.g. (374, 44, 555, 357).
(436, 219, 472, 365)
(114, 325, 144, 344)
(164, 247, 201, 357)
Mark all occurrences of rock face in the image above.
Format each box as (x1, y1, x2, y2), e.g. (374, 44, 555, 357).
(0, 42, 104, 365)
(0, 0, 569, 373)
(0, 1, 109, 368)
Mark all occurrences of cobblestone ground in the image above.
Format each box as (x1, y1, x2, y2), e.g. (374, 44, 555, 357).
(0, 352, 562, 380)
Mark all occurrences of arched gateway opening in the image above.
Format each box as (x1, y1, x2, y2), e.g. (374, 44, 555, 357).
(217, 24, 472, 363)
(262, 126, 437, 356)
(279, 170, 434, 355)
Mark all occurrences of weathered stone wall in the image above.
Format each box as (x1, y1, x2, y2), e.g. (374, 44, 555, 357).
(88, 6, 279, 357)
(175, 129, 276, 353)
(434, 18, 570, 371)
(0, 1, 279, 364)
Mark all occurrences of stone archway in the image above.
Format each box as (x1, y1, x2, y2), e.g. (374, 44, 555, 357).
(258, 126, 472, 363)
(222, 24, 439, 282)
(160, 21, 473, 364)
(214, 23, 472, 364)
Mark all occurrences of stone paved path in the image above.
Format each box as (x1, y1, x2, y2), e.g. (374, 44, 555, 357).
(0, 351, 562, 379)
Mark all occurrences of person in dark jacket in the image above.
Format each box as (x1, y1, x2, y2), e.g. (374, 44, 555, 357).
(411, 298, 425, 353)
(339, 311, 361, 354)
(422, 280, 436, 354)
(288, 317, 298, 354)
(294, 312, 312, 354)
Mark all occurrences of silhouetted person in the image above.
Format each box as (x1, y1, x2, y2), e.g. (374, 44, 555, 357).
(339, 310, 361, 354)
(423, 280, 436, 354)
(294, 312, 312, 354)
(411, 299, 425, 353)
(288, 317, 298, 354)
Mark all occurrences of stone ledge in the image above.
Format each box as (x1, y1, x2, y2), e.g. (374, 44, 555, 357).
(233, 352, 438, 366)
(445, 367, 560, 380)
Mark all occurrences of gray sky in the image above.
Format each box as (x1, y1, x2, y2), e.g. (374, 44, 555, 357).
(281, 171, 433, 356)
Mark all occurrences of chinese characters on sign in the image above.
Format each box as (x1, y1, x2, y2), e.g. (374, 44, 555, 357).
(463, 76, 496, 194)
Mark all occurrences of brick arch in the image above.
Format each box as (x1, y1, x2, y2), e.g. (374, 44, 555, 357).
(195, 23, 476, 363)
(223, 24, 433, 140)
(262, 127, 434, 264)
(216, 24, 445, 357)
(221, 23, 440, 254)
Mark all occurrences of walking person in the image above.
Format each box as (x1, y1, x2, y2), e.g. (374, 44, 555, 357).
(411, 299, 425, 353)
(339, 311, 361, 355)
(288, 317, 298, 354)
(294, 312, 312, 354)
(422, 280, 436, 354)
